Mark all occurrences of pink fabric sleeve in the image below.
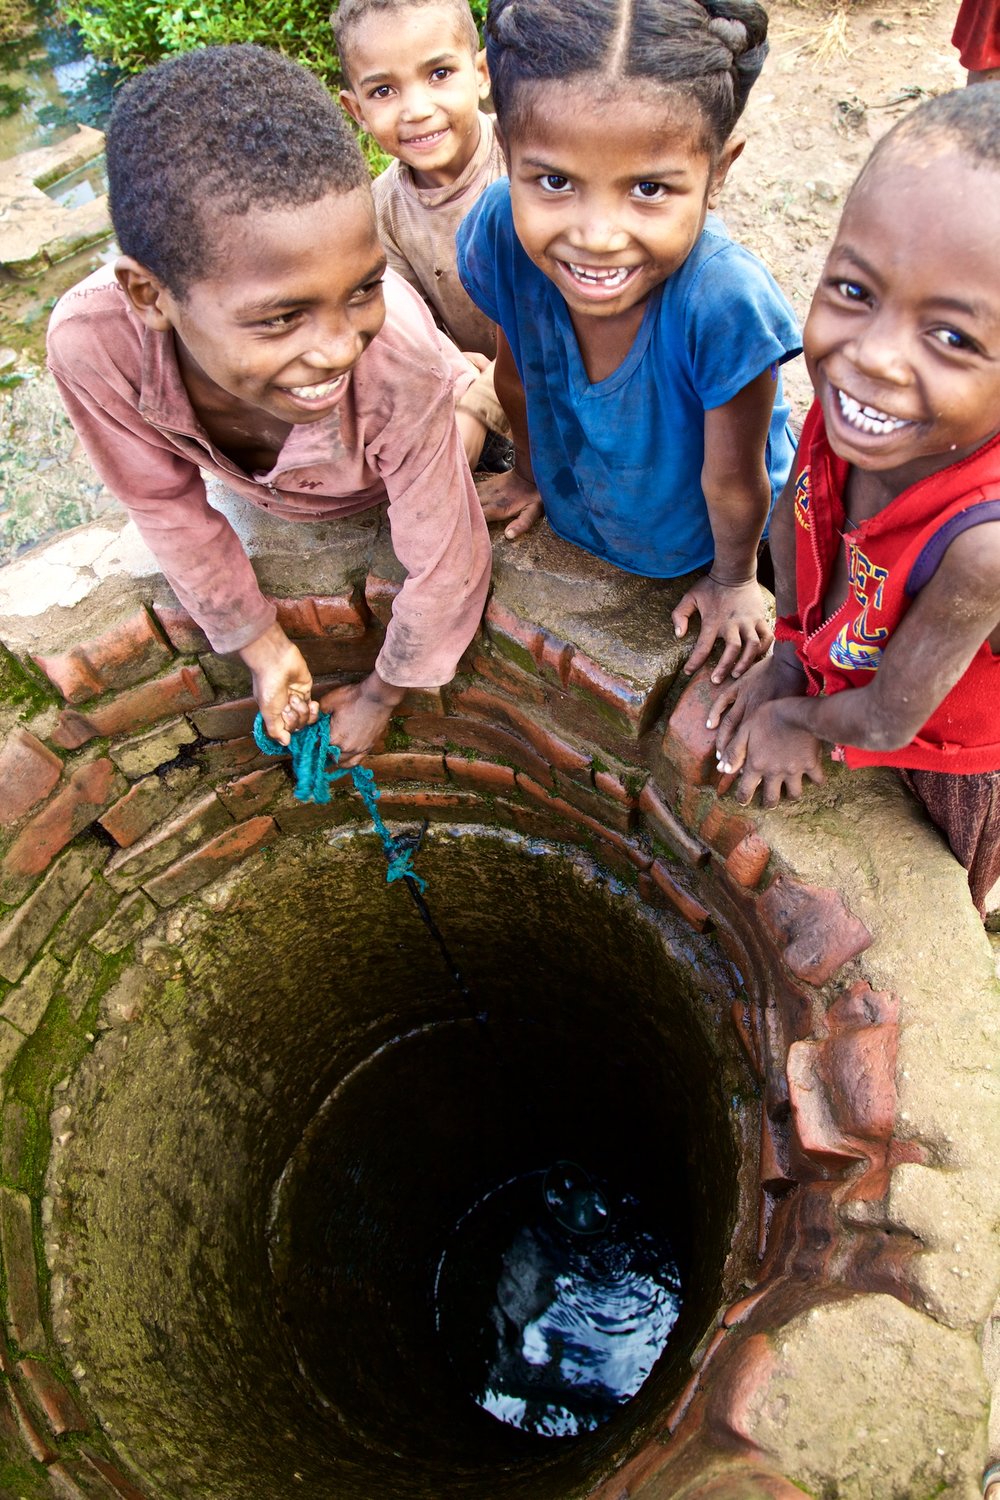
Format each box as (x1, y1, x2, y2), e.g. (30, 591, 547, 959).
(47, 358, 276, 655)
(370, 378, 491, 689)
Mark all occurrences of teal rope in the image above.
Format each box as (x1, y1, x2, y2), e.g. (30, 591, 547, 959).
(253, 712, 425, 892)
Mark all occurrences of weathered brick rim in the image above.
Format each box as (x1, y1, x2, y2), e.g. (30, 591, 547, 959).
(0, 503, 996, 1499)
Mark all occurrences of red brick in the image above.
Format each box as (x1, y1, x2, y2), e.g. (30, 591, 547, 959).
(216, 766, 290, 818)
(388, 687, 441, 718)
(197, 734, 269, 775)
(758, 876, 872, 986)
(273, 798, 355, 835)
(469, 650, 549, 705)
(552, 770, 634, 834)
(593, 768, 641, 806)
(105, 792, 231, 890)
(699, 802, 756, 858)
(516, 776, 652, 870)
(450, 683, 591, 777)
(722, 1284, 772, 1328)
(17, 1359, 88, 1435)
(686, 1464, 808, 1500)
(50, 665, 215, 750)
(665, 1364, 704, 1435)
(639, 781, 709, 866)
(364, 751, 448, 784)
(445, 755, 517, 794)
(32, 610, 172, 705)
(298, 638, 381, 675)
(78, 1449, 149, 1500)
(151, 603, 212, 654)
(406, 713, 555, 788)
(702, 1331, 777, 1448)
(566, 651, 652, 735)
(189, 696, 259, 742)
(99, 776, 187, 848)
(275, 592, 368, 639)
(662, 668, 723, 785)
(483, 598, 542, 671)
(0, 850, 99, 983)
(144, 815, 279, 905)
(649, 858, 712, 932)
(365, 573, 402, 626)
(729, 998, 762, 1076)
(0, 727, 62, 827)
(42, 1464, 91, 1500)
(759, 1103, 794, 1190)
(3, 1382, 55, 1463)
(724, 833, 771, 889)
(1, 759, 121, 888)
(364, 786, 480, 816)
(0, 1186, 44, 1350)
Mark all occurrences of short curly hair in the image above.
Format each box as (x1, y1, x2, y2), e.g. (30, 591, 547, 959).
(107, 44, 370, 296)
(861, 81, 1000, 180)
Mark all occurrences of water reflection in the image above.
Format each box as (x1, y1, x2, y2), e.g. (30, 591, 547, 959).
(0, 10, 117, 160)
(436, 1167, 682, 1439)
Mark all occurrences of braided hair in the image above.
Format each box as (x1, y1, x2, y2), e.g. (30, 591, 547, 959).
(486, 0, 768, 151)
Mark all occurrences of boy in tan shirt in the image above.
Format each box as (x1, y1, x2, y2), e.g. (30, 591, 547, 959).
(335, 0, 511, 464)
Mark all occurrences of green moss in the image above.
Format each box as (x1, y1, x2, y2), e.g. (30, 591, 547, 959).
(651, 836, 680, 864)
(0, 1449, 52, 1498)
(444, 741, 478, 761)
(0, 643, 57, 715)
(488, 631, 537, 678)
(624, 771, 648, 799)
(383, 718, 412, 753)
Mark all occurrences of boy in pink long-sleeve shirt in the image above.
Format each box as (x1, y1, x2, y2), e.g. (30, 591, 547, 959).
(46, 43, 491, 764)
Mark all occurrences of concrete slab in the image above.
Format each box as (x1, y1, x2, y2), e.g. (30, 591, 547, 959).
(0, 126, 112, 277)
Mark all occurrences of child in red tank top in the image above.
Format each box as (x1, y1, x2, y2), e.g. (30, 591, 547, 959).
(707, 87, 1000, 916)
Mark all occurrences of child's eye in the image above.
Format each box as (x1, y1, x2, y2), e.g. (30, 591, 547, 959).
(834, 279, 868, 303)
(929, 326, 976, 352)
(368, 84, 393, 99)
(631, 181, 668, 201)
(538, 174, 571, 194)
(256, 312, 297, 330)
(350, 276, 386, 303)
(430, 67, 453, 81)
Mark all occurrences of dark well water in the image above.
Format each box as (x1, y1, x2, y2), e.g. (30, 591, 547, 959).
(434, 1163, 682, 1439)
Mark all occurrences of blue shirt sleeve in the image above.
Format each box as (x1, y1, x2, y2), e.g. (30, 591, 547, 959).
(680, 234, 803, 412)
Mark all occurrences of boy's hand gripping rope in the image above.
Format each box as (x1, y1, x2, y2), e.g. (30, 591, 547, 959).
(252, 713, 425, 892)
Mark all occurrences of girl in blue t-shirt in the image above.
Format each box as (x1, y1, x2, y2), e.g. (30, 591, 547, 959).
(456, 0, 801, 683)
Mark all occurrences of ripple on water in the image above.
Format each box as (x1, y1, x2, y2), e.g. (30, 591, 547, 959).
(434, 1166, 683, 1439)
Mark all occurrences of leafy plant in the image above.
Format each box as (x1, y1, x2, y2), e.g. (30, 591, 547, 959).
(59, 0, 490, 93)
(58, 0, 489, 173)
(60, 0, 341, 83)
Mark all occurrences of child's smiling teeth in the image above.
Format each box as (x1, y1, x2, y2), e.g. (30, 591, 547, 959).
(567, 263, 632, 288)
(286, 374, 347, 402)
(837, 388, 911, 435)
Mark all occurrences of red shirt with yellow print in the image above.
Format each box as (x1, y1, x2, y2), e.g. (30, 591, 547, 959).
(774, 400, 1000, 773)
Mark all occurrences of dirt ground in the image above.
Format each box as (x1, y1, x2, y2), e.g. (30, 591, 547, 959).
(0, 0, 970, 559)
(724, 0, 965, 414)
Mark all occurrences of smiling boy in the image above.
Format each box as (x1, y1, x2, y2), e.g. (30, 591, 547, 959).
(335, 0, 510, 461)
(709, 86, 1000, 914)
(46, 44, 490, 764)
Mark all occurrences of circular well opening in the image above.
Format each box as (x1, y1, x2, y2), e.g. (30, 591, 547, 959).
(49, 826, 758, 1500)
